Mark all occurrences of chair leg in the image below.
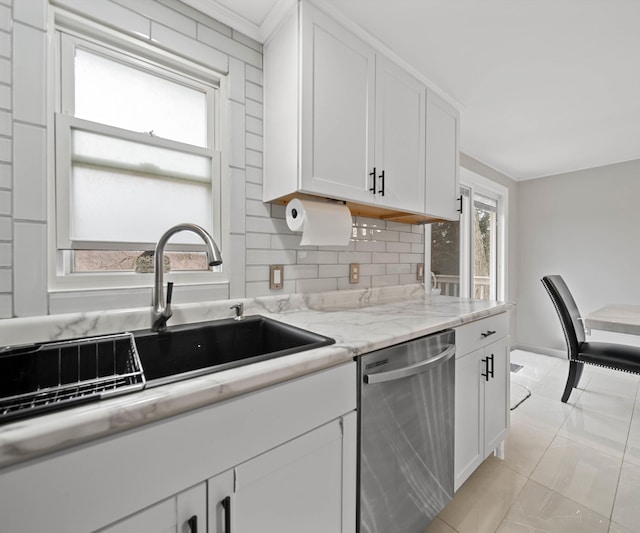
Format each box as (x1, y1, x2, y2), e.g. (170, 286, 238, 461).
(561, 361, 582, 403)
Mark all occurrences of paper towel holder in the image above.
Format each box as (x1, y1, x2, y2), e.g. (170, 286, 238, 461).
(289, 198, 346, 221)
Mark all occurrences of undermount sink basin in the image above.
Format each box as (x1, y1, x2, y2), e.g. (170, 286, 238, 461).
(133, 315, 335, 387)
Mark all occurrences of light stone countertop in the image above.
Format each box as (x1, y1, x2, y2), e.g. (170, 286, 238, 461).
(0, 285, 513, 469)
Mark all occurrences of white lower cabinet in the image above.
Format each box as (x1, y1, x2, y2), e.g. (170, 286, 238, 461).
(0, 363, 356, 533)
(210, 413, 356, 533)
(454, 314, 509, 491)
(97, 483, 206, 533)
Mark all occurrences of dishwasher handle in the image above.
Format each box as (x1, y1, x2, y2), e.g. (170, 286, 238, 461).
(364, 344, 455, 384)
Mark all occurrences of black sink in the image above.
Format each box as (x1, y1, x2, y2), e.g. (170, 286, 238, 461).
(134, 315, 334, 387)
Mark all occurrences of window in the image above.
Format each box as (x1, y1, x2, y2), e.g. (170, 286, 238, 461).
(429, 170, 507, 301)
(53, 30, 224, 286)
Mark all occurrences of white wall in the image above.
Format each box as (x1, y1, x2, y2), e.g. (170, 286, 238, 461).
(516, 159, 640, 354)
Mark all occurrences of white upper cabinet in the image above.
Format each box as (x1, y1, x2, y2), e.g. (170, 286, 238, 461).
(374, 56, 425, 212)
(426, 90, 460, 220)
(264, 0, 459, 221)
(300, 3, 375, 203)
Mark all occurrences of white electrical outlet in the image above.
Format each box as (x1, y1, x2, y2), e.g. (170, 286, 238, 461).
(417, 263, 425, 282)
(349, 263, 360, 284)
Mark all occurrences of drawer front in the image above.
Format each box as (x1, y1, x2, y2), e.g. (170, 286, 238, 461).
(455, 313, 508, 357)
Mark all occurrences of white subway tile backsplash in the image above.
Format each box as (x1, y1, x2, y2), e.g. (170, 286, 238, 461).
(246, 198, 271, 218)
(229, 169, 246, 234)
(246, 81, 262, 103)
(0, 57, 10, 84)
(246, 132, 262, 152)
(246, 215, 289, 235)
(354, 240, 386, 253)
(245, 99, 262, 119)
(13, 0, 46, 29)
(270, 234, 302, 250)
(0, 215, 10, 238)
(0, 162, 9, 187)
(151, 23, 227, 72)
(227, 233, 245, 299)
(0, 84, 10, 110)
(0, 109, 10, 135)
(0, 31, 10, 58)
(156, 0, 231, 37)
(228, 100, 246, 168)
(400, 253, 424, 263)
(228, 57, 245, 103)
(53, 0, 151, 39)
(0, 189, 9, 215)
(337, 251, 371, 264)
(386, 221, 413, 233)
(0, 5, 10, 31)
(197, 23, 261, 68)
(285, 264, 318, 280)
(296, 277, 337, 294)
(246, 165, 262, 185)
(359, 263, 386, 276)
(0, 266, 11, 291)
(374, 229, 400, 242)
(245, 64, 262, 86)
(14, 221, 46, 316)
(318, 264, 346, 278)
(113, 0, 196, 38)
(246, 116, 262, 136)
(372, 274, 399, 287)
(386, 263, 411, 275)
(399, 273, 418, 285)
(0, 293, 11, 317)
(372, 252, 400, 264)
(244, 265, 266, 282)
(0, 241, 10, 266)
(246, 249, 295, 265)
(245, 181, 262, 201)
(246, 149, 262, 168)
(13, 123, 46, 221)
(411, 243, 424, 254)
(400, 232, 422, 243)
(13, 23, 46, 125)
(245, 233, 271, 249)
(386, 241, 412, 253)
(0, 136, 10, 162)
(297, 250, 339, 265)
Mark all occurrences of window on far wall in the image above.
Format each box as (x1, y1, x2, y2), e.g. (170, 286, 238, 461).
(429, 171, 507, 301)
(54, 30, 223, 283)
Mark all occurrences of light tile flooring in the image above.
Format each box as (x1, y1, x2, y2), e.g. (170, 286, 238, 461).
(426, 350, 640, 533)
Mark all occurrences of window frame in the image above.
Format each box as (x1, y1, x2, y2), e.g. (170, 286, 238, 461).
(50, 23, 229, 291)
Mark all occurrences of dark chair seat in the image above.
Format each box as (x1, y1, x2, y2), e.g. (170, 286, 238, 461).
(541, 275, 640, 402)
(579, 342, 640, 373)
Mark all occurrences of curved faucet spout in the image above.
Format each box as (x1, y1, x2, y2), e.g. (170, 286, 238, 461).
(152, 223, 223, 332)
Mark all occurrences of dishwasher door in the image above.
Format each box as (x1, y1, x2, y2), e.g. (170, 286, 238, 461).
(358, 329, 455, 533)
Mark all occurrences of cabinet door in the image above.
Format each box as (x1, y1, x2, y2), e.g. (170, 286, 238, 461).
(374, 56, 425, 213)
(300, 2, 375, 203)
(225, 414, 355, 533)
(454, 349, 483, 491)
(425, 90, 459, 220)
(98, 483, 206, 533)
(484, 337, 509, 453)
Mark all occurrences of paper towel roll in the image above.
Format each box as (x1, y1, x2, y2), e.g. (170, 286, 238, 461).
(286, 198, 352, 246)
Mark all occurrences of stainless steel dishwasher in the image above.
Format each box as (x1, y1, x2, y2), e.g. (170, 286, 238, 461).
(357, 329, 455, 533)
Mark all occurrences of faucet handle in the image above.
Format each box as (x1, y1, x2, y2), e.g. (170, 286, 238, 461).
(230, 303, 244, 320)
(166, 282, 174, 305)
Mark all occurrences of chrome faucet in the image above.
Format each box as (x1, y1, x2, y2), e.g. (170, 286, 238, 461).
(152, 223, 223, 332)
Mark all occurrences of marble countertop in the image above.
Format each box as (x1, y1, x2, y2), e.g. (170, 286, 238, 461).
(584, 304, 640, 335)
(0, 285, 512, 469)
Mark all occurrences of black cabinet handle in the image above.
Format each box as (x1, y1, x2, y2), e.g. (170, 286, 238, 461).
(488, 353, 494, 379)
(369, 168, 377, 195)
(481, 357, 489, 382)
(187, 515, 198, 533)
(378, 169, 385, 196)
(221, 496, 231, 532)
(481, 330, 496, 338)
(457, 194, 463, 213)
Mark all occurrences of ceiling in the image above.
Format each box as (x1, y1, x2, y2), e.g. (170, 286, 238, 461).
(187, 0, 640, 181)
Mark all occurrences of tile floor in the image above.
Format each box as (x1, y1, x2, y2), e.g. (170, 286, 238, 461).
(426, 349, 640, 533)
